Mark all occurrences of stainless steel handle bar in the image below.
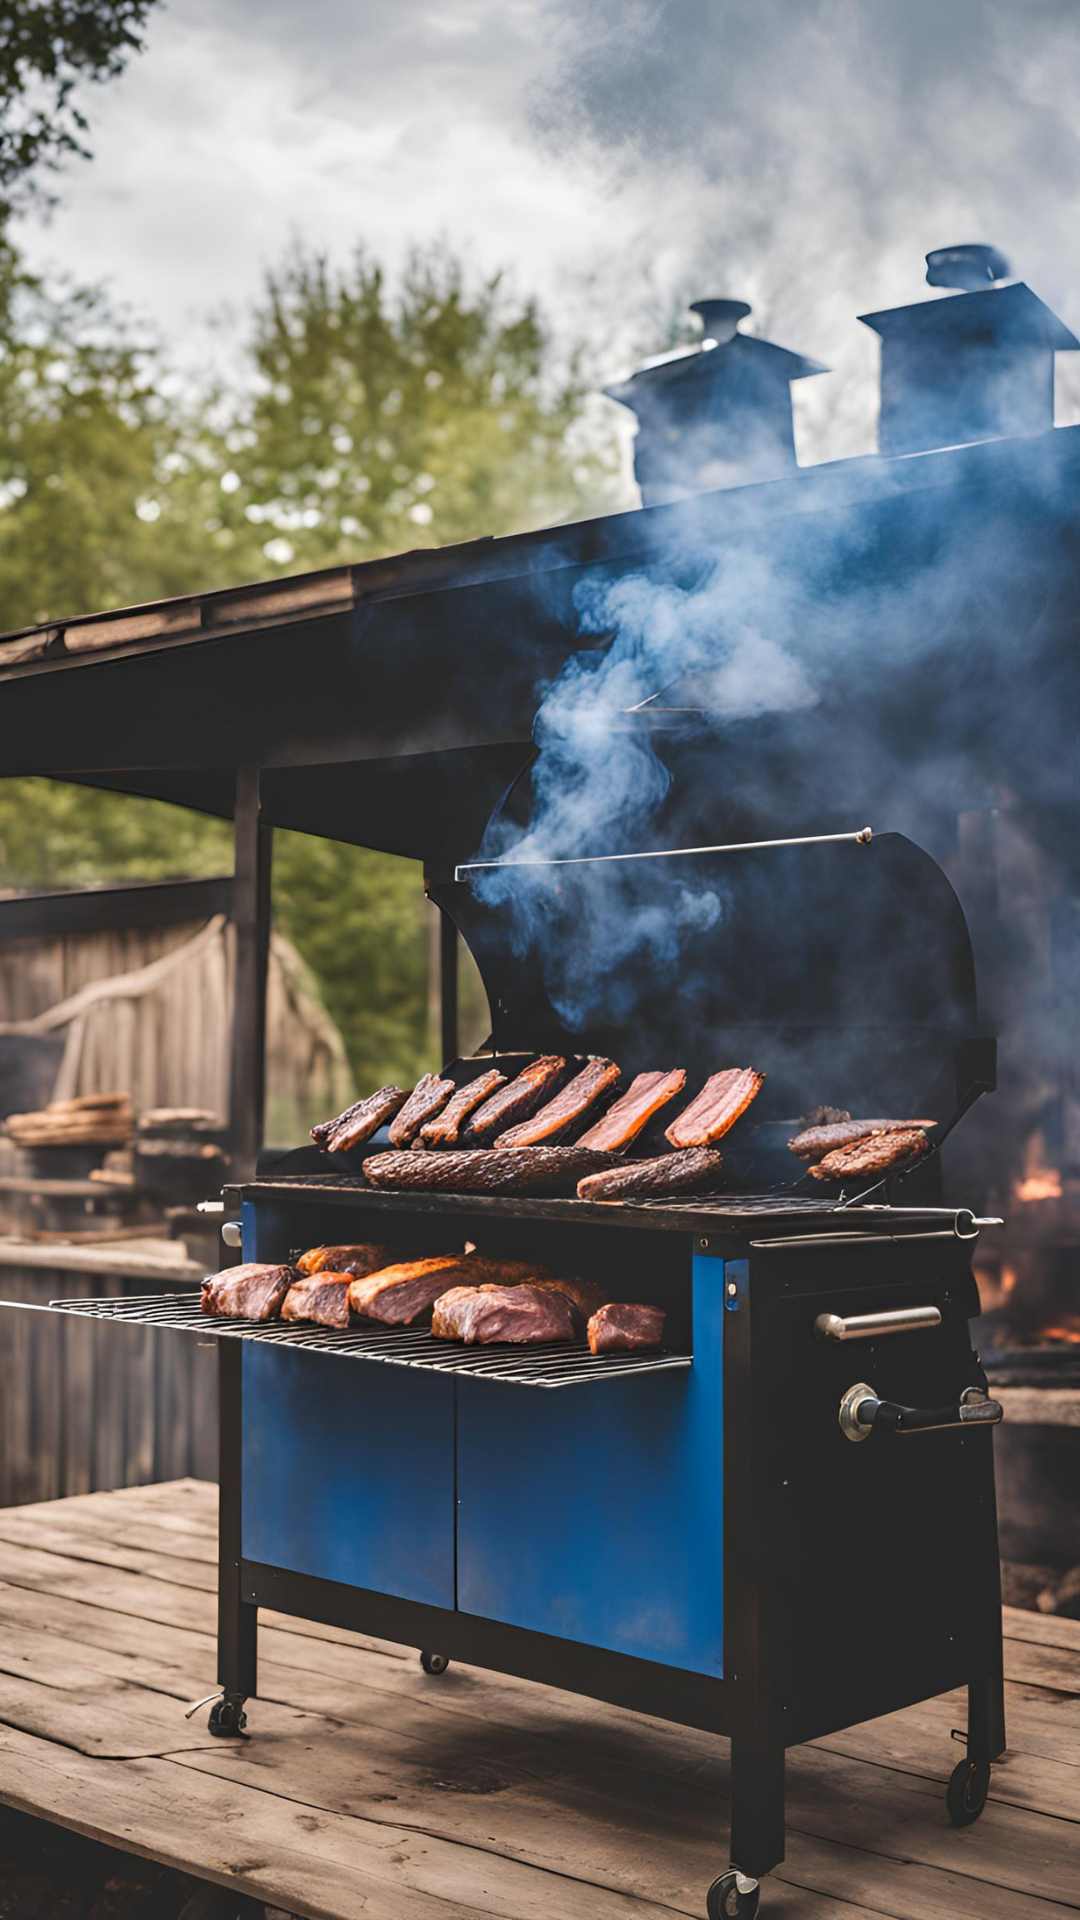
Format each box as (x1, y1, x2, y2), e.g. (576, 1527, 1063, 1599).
(815, 1306, 942, 1341)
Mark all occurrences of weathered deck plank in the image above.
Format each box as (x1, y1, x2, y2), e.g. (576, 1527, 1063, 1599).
(0, 1481, 1076, 1920)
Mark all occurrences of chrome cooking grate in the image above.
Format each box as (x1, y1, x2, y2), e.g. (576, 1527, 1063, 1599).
(48, 1292, 691, 1389)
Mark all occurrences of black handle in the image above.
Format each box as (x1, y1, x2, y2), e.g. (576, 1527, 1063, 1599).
(840, 1382, 1003, 1442)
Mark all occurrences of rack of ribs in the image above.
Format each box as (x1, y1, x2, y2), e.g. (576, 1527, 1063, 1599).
(296, 1243, 400, 1277)
(432, 1283, 577, 1345)
(346, 1253, 551, 1325)
(281, 1273, 354, 1328)
(201, 1264, 297, 1320)
(807, 1127, 930, 1182)
(664, 1068, 764, 1148)
(311, 1087, 408, 1152)
(461, 1056, 567, 1141)
(419, 1069, 507, 1146)
(577, 1147, 725, 1202)
(362, 1145, 616, 1195)
(495, 1057, 621, 1147)
(575, 1069, 687, 1150)
(788, 1117, 937, 1159)
(587, 1303, 666, 1354)
(388, 1074, 456, 1147)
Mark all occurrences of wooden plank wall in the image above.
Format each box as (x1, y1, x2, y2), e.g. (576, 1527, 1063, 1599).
(0, 1271, 217, 1507)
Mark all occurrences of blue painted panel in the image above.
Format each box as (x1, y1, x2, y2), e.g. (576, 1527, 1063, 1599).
(456, 1252, 725, 1675)
(241, 1343, 455, 1606)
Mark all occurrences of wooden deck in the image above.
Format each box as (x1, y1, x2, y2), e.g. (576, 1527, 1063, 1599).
(0, 1481, 1076, 1920)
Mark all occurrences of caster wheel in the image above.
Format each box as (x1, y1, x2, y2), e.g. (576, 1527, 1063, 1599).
(707, 1870, 761, 1918)
(947, 1755, 990, 1826)
(420, 1650, 450, 1676)
(208, 1695, 248, 1737)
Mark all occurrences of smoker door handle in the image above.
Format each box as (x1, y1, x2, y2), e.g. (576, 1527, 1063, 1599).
(815, 1306, 942, 1340)
(839, 1382, 1004, 1441)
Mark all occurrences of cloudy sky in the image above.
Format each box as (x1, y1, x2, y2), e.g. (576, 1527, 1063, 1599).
(15, 0, 1080, 459)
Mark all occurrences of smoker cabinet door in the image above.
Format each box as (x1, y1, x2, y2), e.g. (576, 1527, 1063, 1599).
(455, 1256, 724, 1676)
(240, 1343, 455, 1608)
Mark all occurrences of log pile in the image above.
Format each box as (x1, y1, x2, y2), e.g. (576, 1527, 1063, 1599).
(5, 1092, 134, 1150)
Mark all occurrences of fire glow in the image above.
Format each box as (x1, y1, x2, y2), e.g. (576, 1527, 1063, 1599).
(1015, 1169, 1063, 1204)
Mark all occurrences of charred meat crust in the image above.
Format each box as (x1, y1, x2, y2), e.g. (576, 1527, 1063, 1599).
(388, 1074, 456, 1147)
(789, 1117, 937, 1158)
(312, 1087, 408, 1152)
(363, 1145, 618, 1195)
(495, 1057, 621, 1147)
(296, 1243, 400, 1277)
(420, 1069, 507, 1146)
(577, 1146, 724, 1202)
(807, 1126, 930, 1181)
(462, 1056, 567, 1141)
(664, 1068, 764, 1149)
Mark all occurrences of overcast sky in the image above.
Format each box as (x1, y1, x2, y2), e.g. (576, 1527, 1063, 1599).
(14, 0, 1080, 460)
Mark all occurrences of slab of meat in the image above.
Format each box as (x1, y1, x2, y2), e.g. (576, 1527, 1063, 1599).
(363, 1145, 616, 1195)
(529, 1274, 607, 1325)
(576, 1069, 686, 1150)
(432, 1283, 577, 1344)
(201, 1263, 296, 1320)
(495, 1057, 621, 1147)
(577, 1147, 725, 1203)
(311, 1087, 408, 1152)
(587, 1303, 666, 1354)
(420, 1069, 507, 1146)
(808, 1127, 930, 1182)
(664, 1068, 764, 1149)
(281, 1274, 353, 1328)
(388, 1074, 455, 1147)
(789, 1117, 937, 1159)
(461, 1056, 567, 1142)
(296, 1243, 399, 1277)
(347, 1255, 476, 1324)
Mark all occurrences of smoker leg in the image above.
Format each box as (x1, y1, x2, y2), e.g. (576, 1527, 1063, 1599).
(946, 1668, 1004, 1827)
(215, 1340, 256, 1735)
(708, 1738, 783, 1913)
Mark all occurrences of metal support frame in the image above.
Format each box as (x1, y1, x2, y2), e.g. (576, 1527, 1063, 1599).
(217, 1339, 257, 1702)
(228, 766, 273, 1180)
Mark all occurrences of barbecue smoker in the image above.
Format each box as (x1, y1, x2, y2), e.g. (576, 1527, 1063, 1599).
(52, 830, 1006, 1919)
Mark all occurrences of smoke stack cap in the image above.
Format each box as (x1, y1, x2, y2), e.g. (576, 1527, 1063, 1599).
(926, 244, 1011, 291)
(690, 298, 751, 345)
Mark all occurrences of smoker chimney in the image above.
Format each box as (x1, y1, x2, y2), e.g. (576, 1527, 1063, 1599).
(859, 246, 1079, 457)
(604, 299, 827, 505)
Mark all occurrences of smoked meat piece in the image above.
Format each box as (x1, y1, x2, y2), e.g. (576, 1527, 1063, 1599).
(495, 1057, 621, 1147)
(432, 1283, 577, 1345)
(664, 1068, 764, 1148)
(388, 1074, 455, 1147)
(346, 1253, 548, 1325)
(789, 1117, 937, 1159)
(363, 1145, 616, 1195)
(577, 1147, 725, 1203)
(281, 1274, 353, 1328)
(529, 1274, 606, 1324)
(201, 1263, 296, 1320)
(576, 1069, 686, 1150)
(420, 1069, 507, 1146)
(587, 1302, 666, 1354)
(312, 1087, 408, 1152)
(461, 1056, 567, 1141)
(296, 1243, 398, 1277)
(808, 1127, 930, 1182)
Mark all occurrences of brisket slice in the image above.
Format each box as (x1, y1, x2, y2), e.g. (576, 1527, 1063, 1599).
(363, 1145, 616, 1195)
(388, 1074, 456, 1147)
(587, 1303, 666, 1354)
(201, 1264, 297, 1320)
(281, 1274, 353, 1328)
(420, 1069, 507, 1146)
(312, 1086, 409, 1152)
(577, 1147, 724, 1203)
(789, 1117, 937, 1159)
(461, 1056, 567, 1141)
(528, 1274, 606, 1325)
(296, 1243, 399, 1277)
(576, 1069, 687, 1150)
(808, 1127, 930, 1182)
(495, 1057, 621, 1147)
(346, 1253, 550, 1325)
(432, 1283, 577, 1345)
(664, 1068, 764, 1149)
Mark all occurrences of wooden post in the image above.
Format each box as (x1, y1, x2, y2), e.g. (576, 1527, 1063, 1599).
(228, 767, 272, 1180)
(439, 909, 459, 1066)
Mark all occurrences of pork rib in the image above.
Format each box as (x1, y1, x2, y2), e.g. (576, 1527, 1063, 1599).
(312, 1087, 408, 1152)
(461, 1056, 567, 1141)
(201, 1263, 296, 1320)
(363, 1145, 616, 1195)
(577, 1147, 724, 1203)
(420, 1069, 507, 1146)
(576, 1069, 687, 1150)
(808, 1127, 930, 1182)
(432, 1283, 577, 1345)
(495, 1057, 621, 1147)
(664, 1068, 764, 1148)
(281, 1274, 353, 1328)
(388, 1074, 456, 1147)
(587, 1303, 666, 1354)
(789, 1117, 937, 1159)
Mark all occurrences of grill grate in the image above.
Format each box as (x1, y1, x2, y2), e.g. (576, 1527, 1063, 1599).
(48, 1292, 691, 1389)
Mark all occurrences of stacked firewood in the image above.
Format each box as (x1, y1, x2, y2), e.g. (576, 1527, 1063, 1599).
(5, 1092, 134, 1150)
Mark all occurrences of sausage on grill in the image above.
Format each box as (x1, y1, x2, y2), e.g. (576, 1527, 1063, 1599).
(789, 1118, 937, 1159)
(808, 1127, 930, 1182)
(576, 1069, 686, 1150)
(362, 1145, 617, 1195)
(577, 1148, 725, 1203)
(495, 1057, 621, 1147)
(664, 1068, 764, 1148)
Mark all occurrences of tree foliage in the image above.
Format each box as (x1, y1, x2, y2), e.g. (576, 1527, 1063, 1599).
(0, 0, 157, 216)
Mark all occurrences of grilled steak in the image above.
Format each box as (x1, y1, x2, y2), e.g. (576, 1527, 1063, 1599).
(587, 1302, 666, 1354)
(808, 1127, 930, 1182)
(312, 1087, 408, 1152)
(201, 1263, 296, 1320)
(495, 1057, 621, 1147)
(420, 1069, 507, 1146)
(347, 1255, 475, 1325)
(576, 1069, 686, 1150)
(432, 1283, 577, 1345)
(577, 1147, 725, 1202)
(363, 1145, 616, 1195)
(664, 1068, 764, 1148)
(281, 1274, 353, 1328)
(789, 1117, 937, 1159)
(388, 1074, 456, 1147)
(296, 1243, 399, 1277)
(462, 1056, 567, 1141)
